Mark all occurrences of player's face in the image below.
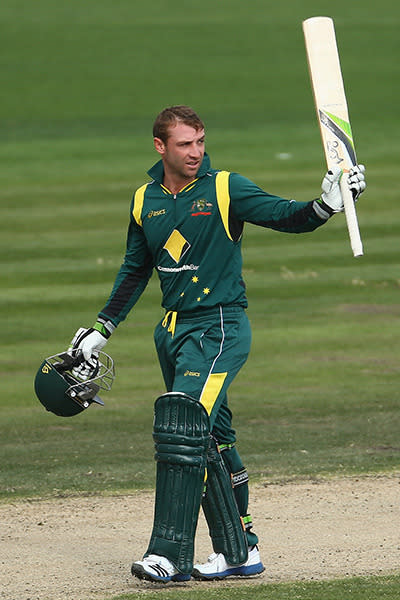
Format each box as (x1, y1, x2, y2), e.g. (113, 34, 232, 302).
(154, 123, 205, 184)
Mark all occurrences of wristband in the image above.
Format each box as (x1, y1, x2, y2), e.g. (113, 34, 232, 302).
(94, 317, 116, 339)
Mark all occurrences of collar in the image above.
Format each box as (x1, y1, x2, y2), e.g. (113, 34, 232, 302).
(147, 153, 211, 184)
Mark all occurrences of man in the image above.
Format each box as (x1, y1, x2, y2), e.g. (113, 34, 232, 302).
(70, 105, 366, 583)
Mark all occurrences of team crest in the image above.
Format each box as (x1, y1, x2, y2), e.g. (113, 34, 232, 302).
(191, 198, 212, 216)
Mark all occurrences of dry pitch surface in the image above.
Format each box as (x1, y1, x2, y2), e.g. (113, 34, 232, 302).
(1, 475, 400, 600)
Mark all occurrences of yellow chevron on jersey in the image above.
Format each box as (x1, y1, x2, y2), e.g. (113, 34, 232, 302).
(132, 183, 149, 226)
(215, 170, 233, 241)
(98, 154, 326, 326)
(164, 229, 191, 263)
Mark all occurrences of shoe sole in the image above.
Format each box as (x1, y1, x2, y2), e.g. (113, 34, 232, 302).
(131, 563, 190, 583)
(192, 563, 265, 581)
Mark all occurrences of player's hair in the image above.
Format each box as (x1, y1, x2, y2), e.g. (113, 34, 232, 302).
(153, 105, 204, 143)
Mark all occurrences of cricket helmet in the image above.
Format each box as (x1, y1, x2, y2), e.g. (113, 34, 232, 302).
(34, 349, 115, 417)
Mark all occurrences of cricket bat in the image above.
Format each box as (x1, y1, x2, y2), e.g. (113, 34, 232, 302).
(303, 16, 363, 257)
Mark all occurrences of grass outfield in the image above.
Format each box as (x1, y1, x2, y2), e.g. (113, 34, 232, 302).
(109, 576, 400, 600)
(1, 1, 399, 598)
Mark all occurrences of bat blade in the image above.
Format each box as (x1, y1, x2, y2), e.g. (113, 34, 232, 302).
(303, 16, 363, 257)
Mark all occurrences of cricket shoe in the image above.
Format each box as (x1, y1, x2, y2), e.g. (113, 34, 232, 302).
(192, 545, 265, 580)
(131, 554, 190, 583)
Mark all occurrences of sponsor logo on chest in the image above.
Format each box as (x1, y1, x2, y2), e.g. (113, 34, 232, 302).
(147, 208, 166, 219)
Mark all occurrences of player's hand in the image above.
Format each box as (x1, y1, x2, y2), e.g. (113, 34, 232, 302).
(72, 351, 100, 381)
(68, 327, 105, 381)
(69, 318, 114, 360)
(316, 164, 366, 218)
(70, 327, 108, 361)
(69, 320, 113, 380)
(348, 164, 366, 200)
(321, 166, 344, 213)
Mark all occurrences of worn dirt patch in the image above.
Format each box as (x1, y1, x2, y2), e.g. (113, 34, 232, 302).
(1, 475, 399, 600)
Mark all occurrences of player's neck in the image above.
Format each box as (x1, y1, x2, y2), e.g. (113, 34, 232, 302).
(162, 173, 196, 196)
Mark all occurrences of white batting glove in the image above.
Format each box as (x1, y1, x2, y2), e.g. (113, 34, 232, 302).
(348, 164, 366, 200)
(314, 164, 367, 220)
(320, 166, 344, 214)
(68, 328, 104, 381)
(70, 327, 108, 361)
(313, 167, 343, 218)
(73, 353, 100, 381)
(68, 319, 115, 380)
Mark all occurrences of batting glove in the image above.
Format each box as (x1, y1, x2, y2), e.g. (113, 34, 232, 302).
(314, 166, 344, 218)
(69, 318, 115, 380)
(314, 164, 367, 219)
(72, 351, 100, 381)
(348, 164, 366, 200)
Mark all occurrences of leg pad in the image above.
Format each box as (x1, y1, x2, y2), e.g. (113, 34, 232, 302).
(202, 438, 248, 565)
(145, 392, 210, 574)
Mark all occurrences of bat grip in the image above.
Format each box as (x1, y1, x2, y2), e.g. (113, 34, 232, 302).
(340, 177, 363, 257)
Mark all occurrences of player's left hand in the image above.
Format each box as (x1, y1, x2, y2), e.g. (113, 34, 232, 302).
(348, 164, 366, 200)
(316, 163, 366, 219)
(319, 166, 344, 214)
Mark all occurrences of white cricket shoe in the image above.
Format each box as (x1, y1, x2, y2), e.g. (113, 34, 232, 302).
(131, 554, 190, 583)
(192, 545, 265, 580)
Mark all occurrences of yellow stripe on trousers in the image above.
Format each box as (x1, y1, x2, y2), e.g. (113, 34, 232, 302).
(200, 372, 227, 415)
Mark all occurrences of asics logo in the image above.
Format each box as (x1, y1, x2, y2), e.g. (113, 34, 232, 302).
(147, 209, 166, 218)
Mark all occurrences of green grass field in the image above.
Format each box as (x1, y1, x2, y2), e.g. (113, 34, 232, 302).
(110, 576, 400, 600)
(1, 1, 399, 598)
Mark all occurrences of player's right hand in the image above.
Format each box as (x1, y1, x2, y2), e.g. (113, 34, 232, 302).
(69, 326, 108, 361)
(68, 325, 110, 381)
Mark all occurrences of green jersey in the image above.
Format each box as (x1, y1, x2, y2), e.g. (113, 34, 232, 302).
(99, 154, 326, 326)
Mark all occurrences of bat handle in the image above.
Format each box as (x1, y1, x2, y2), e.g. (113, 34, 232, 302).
(340, 176, 363, 257)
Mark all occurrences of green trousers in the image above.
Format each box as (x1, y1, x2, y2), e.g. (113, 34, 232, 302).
(153, 304, 258, 548)
(154, 305, 251, 440)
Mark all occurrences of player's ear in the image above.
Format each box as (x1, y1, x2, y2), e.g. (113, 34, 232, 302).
(154, 137, 165, 156)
